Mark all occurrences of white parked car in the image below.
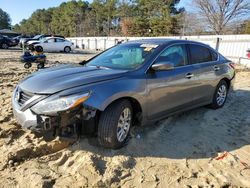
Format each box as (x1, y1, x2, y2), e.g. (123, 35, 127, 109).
(33, 37, 75, 53)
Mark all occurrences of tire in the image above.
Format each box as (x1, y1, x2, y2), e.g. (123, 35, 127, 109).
(28, 44, 35, 51)
(35, 46, 43, 52)
(1, 43, 9, 49)
(64, 46, 71, 53)
(24, 62, 32, 69)
(210, 80, 229, 109)
(98, 100, 133, 149)
(37, 63, 44, 69)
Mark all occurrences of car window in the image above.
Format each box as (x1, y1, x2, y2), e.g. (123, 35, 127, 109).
(56, 38, 65, 42)
(155, 44, 188, 67)
(87, 43, 158, 70)
(47, 39, 55, 43)
(210, 50, 218, 61)
(189, 44, 212, 64)
(33, 35, 42, 39)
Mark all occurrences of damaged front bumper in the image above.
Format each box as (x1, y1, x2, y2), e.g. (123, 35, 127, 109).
(12, 98, 59, 132)
(12, 93, 98, 135)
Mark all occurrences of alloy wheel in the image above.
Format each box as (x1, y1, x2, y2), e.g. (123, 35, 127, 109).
(65, 47, 70, 53)
(216, 84, 227, 106)
(117, 107, 131, 142)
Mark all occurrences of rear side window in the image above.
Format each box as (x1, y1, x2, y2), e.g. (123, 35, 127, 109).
(47, 38, 55, 43)
(156, 44, 188, 67)
(189, 44, 212, 64)
(210, 50, 218, 61)
(56, 38, 65, 42)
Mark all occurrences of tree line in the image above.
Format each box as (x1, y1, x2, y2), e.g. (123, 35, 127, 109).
(11, 0, 184, 37)
(1, 0, 250, 37)
(0, 8, 11, 29)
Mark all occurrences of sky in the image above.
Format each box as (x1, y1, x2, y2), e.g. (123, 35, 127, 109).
(0, 0, 190, 25)
(0, 0, 91, 25)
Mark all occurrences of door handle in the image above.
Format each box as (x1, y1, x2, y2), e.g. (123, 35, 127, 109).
(185, 73, 194, 79)
(214, 66, 220, 71)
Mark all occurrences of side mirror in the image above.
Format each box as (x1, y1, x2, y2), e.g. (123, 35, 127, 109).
(151, 61, 174, 71)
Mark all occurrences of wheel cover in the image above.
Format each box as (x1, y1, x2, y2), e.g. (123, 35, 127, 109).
(117, 107, 131, 142)
(216, 84, 227, 106)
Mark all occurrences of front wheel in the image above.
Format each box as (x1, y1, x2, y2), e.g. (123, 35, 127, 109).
(35, 46, 43, 52)
(24, 62, 32, 69)
(98, 100, 132, 149)
(210, 80, 229, 109)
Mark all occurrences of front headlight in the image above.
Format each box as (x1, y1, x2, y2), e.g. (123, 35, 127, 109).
(31, 92, 90, 115)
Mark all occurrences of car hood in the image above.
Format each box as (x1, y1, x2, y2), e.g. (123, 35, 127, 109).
(19, 64, 127, 94)
(25, 39, 38, 43)
(27, 40, 39, 44)
(20, 38, 30, 43)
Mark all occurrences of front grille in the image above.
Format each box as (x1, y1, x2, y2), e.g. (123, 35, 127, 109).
(18, 91, 33, 106)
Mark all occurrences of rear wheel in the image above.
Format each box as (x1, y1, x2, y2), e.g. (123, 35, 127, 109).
(1, 43, 9, 49)
(37, 63, 44, 69)
(98, 100, 132, 149)
(210, 80, 229, 109)
(64, 46, 71, 53)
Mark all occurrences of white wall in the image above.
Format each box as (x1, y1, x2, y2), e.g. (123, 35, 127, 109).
(67, 35, 250, 67)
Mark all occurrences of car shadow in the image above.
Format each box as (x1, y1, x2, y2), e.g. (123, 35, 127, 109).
(2, 47, 23, 52)
(1, 47, 98, 55)
(42, 50, 98, 55)
(70, 89, 250, 160)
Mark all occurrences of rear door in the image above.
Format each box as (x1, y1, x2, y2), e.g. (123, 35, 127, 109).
(146, 44, 201, 119)
(55, 38, 66, 51)
(188, 43, 221, 103)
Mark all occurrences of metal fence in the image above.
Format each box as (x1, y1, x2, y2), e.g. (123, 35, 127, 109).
(67, 35, 250, 67)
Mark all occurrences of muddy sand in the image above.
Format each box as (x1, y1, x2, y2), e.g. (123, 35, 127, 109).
(0, 48, 249, 188)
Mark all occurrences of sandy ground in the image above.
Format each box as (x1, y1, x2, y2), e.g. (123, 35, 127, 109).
(0, 48, 250, 188)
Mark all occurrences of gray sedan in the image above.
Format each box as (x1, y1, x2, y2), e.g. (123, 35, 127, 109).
(12, 39, 235, 149)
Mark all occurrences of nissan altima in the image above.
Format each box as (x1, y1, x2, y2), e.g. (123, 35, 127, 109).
(12, 39, 235, 149)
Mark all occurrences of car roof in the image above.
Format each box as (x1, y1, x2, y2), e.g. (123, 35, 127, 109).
(45, 37, 65, 40)
(125, 38, 209, 47)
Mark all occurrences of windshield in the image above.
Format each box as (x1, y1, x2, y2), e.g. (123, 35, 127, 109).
(33, 35, 42, 39)
(40, 37, 47, 42)
(87, 43, 158, 70)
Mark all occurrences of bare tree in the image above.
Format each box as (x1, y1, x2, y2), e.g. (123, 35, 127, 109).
(193, 0, 250, 34)
(181, 12, 208, 35)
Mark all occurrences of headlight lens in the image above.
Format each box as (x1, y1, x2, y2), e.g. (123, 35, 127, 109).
(31, 92, 90, 115)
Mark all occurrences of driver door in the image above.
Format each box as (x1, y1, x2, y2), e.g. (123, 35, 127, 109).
(146, 44, 199, 119)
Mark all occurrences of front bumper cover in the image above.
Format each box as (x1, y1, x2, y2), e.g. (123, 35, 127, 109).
(12, 92, 97, 135)
(12, 95, 59, 132)
(13, 101, 38, 130)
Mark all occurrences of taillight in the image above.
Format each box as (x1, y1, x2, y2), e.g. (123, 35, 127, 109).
(247, 50, 250, 59)
(229, 62, 235, 69)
